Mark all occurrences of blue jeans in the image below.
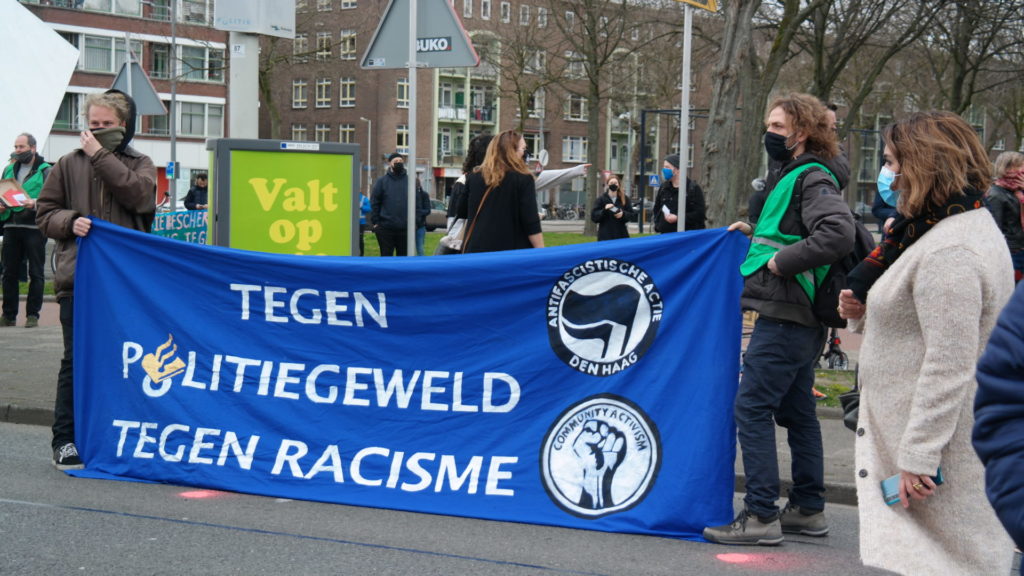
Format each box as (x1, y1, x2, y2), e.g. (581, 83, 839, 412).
(737, 317, 826, 518)
(416, 226, 426, 256)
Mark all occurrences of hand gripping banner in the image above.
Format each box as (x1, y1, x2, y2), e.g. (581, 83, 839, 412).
(70, 220, 747, 540)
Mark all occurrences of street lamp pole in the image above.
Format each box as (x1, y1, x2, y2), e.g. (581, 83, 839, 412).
(169, 0, 177, 210)
(360, 117, 372, 196)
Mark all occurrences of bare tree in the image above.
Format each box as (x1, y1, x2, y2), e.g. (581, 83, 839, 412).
(547, 0, 674, 236)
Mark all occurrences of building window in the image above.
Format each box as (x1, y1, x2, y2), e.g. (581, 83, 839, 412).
(438, 127, 452, 158)
(340, 30, 357, 60)
(500, 1, 510, 22)
(315, 78, 332, 108)
(148, 101, 171, 135)
(339, 123, 355, 143)
(527, 88, 545, 118)
(293, 34, 309, 63)
(339, 77, 356, 107)
(292, 124, 308, 141)
(82, 35, 141, 74)
(631, 27, 639, 41)
(317, 0, 332, 10)
(463, 0, 472, 17)
(537, 7, 547, 27)
(397, 78, 410, 108)
(182, 45, 224, 82)
(180, 0, 213, 24)
(519, 5, 529, 25)
(439, 82, 453, 108)
(481, 0, 491, 19)
(315, 123, 331, 142)
(54, 93, 85, 132)
(564, 93, 587, 121)
(316, 32, 332, 60)
(292, 79, 308, 108)
(341, 0, 356, 8)
(562, 136, 588, 163)
(150, 44, 171, 79)
(599, 16, 609, 37)
(397, 124, 409, 153)
(565, 51, 584, 79)
(297, 0, 308, 10)
(179, 102, 205, 136)
(565, 11, 575, 29)
(525, 50, 545, 74)
(81, 0, 142, 16)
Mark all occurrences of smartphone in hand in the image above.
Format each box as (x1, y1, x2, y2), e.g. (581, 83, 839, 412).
(881, 468, 944, 506)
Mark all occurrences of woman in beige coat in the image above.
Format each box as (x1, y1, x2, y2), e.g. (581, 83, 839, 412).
(838, 111, 1015, 575)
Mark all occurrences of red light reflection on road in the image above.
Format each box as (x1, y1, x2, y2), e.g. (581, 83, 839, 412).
(715, 552, 806, 571)
(178, 489, 223, 499)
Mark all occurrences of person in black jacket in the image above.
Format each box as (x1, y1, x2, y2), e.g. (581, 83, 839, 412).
(590, 174, 633, 241)
(986, 151, 1024, 282)
(183, 173, 208, 210)
(652, 153, 705, 232)
(371, 152, 412, 256)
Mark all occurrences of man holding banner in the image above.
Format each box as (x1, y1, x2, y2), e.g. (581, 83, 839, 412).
(35, 89, 156, 470)
(708, 93, 854, 545)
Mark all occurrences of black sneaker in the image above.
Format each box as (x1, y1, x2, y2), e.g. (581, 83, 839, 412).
(780, 502, 829, 536)
(53, 443, 84, 470)
(703, 509, 783, 546)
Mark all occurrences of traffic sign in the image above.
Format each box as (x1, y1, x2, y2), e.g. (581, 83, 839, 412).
(166, 161, 178, 179)
(111, 61, 167, 116)
(649, 175, 660, 187)
(673, 0, 717, 11)
(361, 0, 479, 69)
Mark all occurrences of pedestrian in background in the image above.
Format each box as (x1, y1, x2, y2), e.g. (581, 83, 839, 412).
(652, 153, 705, 232)
(459, 129, 543, 253)
(707, 93, 854, 546)
(358, 190, 370, 256)
(591, 173, 632, 241)
(1, 132, 50, 328)
(371, 152, 411, 256)
(183, 173, 208, 210)
(838, 111, 1014, 575)
(985, 151, 1024, 283)
(36, 89, 157, 470)
(414, 176, 430, 256)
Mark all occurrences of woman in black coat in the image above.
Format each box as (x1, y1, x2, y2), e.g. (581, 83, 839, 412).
(590, 174, 633, 241)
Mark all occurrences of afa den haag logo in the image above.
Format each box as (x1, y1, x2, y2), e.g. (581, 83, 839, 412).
(547, 259, 663, 376)
(540, 395, 661, 518)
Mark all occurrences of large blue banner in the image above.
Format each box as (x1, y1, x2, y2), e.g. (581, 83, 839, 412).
(71, 220, 747, 540)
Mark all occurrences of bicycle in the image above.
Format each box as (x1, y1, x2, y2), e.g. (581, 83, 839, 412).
(820, 326, 849, 370)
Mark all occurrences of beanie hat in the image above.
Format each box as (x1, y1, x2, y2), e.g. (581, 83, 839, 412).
(387, 152, 404, 162)
(664, 154, 680, 169)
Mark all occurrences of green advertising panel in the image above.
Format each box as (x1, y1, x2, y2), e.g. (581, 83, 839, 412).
(207, 139, 360, 256)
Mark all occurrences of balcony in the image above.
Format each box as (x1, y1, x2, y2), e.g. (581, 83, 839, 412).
(438, 107, 468, 122)
(469, 106, 495, 123)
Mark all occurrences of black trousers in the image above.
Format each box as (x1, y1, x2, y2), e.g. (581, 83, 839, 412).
(375, 228, 408, 256)
(1, 227, 45, 320)
(52, 296, 75, 449)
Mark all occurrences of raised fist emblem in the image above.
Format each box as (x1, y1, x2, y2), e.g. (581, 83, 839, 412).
(572, 419, 626, 509)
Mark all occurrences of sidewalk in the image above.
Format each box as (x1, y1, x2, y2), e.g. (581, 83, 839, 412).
(0, 299, 861, 506)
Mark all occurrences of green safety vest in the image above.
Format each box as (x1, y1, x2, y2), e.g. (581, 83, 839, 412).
(739, 163, 836, 302)
(0, 160, 50, 222)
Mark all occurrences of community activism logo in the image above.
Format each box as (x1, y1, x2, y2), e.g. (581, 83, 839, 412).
(141, 334, 186, 383)
(540, 395, 661, 518)
(547, 259, 662, 376)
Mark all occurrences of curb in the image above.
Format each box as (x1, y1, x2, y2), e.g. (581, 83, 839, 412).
(733, 475, 859, 508)
(0, 403, 53, 427)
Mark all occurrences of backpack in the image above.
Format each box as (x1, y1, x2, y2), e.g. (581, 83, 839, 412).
(793, 168, 876, 328)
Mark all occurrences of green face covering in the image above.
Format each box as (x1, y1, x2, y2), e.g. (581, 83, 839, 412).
(91, 126, 126, 152)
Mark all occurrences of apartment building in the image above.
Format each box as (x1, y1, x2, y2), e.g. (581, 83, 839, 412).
(20, 0, 227, 204)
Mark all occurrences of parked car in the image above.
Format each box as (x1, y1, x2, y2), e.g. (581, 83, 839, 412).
(425, 199, 447, 231)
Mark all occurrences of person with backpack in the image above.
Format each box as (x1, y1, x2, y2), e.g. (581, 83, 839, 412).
(704, 93, 855, 546)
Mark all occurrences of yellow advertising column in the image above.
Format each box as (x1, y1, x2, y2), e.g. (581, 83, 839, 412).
(207, 139, 360, 256)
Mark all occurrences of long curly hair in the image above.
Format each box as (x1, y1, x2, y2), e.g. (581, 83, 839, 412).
(883, 111, 991, 217)
(480, 129, 530, 190)
(766, 93, 839, 160)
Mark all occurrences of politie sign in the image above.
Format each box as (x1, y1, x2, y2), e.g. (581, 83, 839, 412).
(69, 221, 746, 540)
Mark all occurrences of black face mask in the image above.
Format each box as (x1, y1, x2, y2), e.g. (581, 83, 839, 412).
(764, 131, 797, 162)
(392, 162, 406, 176)
(608, 184, 619, 192)
(13, 150, 33, 164)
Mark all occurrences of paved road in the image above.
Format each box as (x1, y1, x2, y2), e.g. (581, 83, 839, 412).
(1, 421, 896, 576)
